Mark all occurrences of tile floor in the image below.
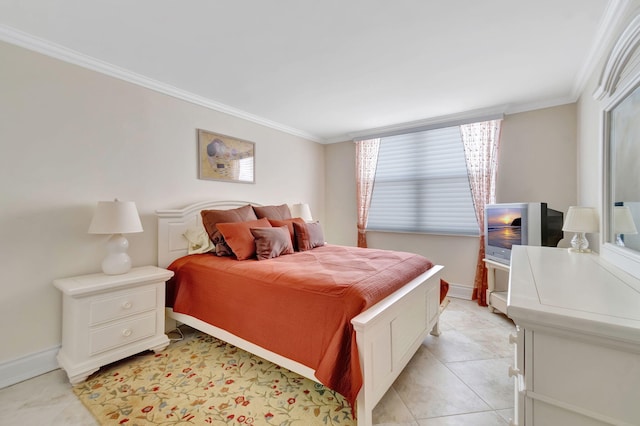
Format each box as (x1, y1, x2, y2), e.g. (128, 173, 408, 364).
(0, 298, 515, 425)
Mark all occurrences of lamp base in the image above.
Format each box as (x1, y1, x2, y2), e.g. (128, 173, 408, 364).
(568, 247, 592, 253)
(568, 232, 591, 254)
(102, 234, 132, 275)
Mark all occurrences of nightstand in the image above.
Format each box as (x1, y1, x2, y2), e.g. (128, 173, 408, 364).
(53, 265, 174, 384)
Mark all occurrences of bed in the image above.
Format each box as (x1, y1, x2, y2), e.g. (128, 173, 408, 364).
(156, 200, 444, 426)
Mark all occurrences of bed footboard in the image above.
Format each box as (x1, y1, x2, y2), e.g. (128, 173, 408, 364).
(351, 264, 444, 426)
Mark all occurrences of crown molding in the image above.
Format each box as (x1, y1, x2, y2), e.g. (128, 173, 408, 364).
(334, 105, 507, 143)
(0, 24, 324, 143)
(324, 95, 579, 144)
(503, 95, 578, 115)
(2, 2, 621, 147)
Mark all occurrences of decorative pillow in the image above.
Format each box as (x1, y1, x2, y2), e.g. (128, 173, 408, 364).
(216, 218, 271, 260)
(268, 217, 306, 250)
(183, 225, 214, 254)
(201, 205, 257, 256)
(292, 221, 325, 251)
(252, 204, 292, 220)
(250, 226, 294, 260)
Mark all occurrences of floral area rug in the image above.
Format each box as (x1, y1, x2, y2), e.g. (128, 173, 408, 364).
(73, 330, 355, 425)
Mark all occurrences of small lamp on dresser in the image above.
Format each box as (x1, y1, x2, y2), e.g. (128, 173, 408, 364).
(562, 206, 599, 253)
(88, 199, 143, 274)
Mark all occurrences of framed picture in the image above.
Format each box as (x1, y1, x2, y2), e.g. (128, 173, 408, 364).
(198, 129, 255, 183)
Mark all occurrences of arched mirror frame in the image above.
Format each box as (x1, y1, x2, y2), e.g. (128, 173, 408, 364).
(596, 11, 640, 278)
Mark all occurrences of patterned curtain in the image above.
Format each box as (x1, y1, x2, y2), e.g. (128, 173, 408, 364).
(460, 120, 502, 306)
(355, 139, 380, 248)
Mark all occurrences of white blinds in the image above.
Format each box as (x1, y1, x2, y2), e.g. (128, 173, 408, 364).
(367, 126, 480, 236)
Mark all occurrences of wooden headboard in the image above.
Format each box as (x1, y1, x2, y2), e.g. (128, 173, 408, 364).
(156, 200, 261, 267)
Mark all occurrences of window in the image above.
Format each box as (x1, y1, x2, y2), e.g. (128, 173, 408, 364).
(367, 125, 479, 236)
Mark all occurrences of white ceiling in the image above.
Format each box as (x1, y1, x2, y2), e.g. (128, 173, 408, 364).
(0, 0, 623, 142)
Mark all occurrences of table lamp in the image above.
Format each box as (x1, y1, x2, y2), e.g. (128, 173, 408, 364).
(614, 205, 638, 246)
(562, 206, 599, 253)
(88, 199, 143, 274)
(290, 203, 313, 222)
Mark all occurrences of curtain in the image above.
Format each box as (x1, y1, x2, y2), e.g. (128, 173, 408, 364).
(355, 139, 380, 248)
(460, 120, 502, 306)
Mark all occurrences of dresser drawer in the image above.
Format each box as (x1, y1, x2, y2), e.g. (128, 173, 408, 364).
(531, 331, 640, 424)
(89, 312, 156, 355)
(90, 286, 157, 325)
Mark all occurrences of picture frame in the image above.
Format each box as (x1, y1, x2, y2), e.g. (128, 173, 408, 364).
(197, 129, 255, 183)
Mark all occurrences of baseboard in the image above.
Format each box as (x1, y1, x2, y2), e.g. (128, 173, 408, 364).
(446, 282, 474, 300)
(0, 345, 60, 389)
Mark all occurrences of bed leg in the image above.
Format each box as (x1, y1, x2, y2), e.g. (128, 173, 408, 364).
(430, 321, 441, 336)
(165, 308, 177, 334)
(356, 400, 373, 426)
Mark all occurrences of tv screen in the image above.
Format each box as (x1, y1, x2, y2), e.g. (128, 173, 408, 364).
(485, 202, 563, 264)
(486, 206, 526, 250)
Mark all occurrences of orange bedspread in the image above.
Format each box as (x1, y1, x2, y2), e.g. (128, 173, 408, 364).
(167, 244, 434, 409)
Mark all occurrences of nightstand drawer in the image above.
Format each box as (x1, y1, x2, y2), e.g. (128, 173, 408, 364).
(90, 312, 156, 355)
(90, 286, 156, 325)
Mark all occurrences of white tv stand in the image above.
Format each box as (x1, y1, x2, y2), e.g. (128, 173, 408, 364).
(483, 258, 510, 315)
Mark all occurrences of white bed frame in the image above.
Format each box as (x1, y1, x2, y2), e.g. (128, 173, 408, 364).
(156, 200, 444, 426)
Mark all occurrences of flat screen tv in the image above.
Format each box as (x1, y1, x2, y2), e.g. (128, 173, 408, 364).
(484, 202, 564, 264)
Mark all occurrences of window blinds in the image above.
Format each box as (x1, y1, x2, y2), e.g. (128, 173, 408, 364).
(367, 126, 480, 236)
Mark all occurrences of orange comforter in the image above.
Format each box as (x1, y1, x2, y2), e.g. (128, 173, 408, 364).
(167, 244, 434, 409)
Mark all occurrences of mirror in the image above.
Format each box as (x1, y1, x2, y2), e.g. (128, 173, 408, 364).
(609, 84, 640, 251)
(596, 12, 640, 277)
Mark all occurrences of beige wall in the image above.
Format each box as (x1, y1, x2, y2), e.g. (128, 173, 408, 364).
(498, 104, 577, 211)
(0, 40, 325, 364)
(324, 105, 577, 289)
(324, 141, 358, 246)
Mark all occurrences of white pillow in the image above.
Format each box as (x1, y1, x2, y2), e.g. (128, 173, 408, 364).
(183, 226, 214, 254)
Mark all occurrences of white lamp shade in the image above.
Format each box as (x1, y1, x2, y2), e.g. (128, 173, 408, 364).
(614, 206, 638, 234)
(290, 203, 313, 222)
(562, 206, 599, 233)
(88, 200, 143, 234)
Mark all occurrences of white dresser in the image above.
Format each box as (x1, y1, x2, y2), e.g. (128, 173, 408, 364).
(53, 265, 174, 384)
(507, 246, 640, 426)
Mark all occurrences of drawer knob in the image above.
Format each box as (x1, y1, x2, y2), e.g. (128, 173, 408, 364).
(122, 328, 133, 337)
(508, 366, 520, 377)
(122, 301, 133, 309)
(508, 333, 517, 344)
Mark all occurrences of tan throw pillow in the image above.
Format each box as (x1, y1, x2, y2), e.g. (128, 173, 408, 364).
(252, 204, 292, 220)
(216, 218, 271, 260)
(292, 221, 325, 251)
(201, 205, 257, 256)
(251, 226, 294, 260)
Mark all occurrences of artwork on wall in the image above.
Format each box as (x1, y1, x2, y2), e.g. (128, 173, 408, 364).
(198, 129, 255, 183)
